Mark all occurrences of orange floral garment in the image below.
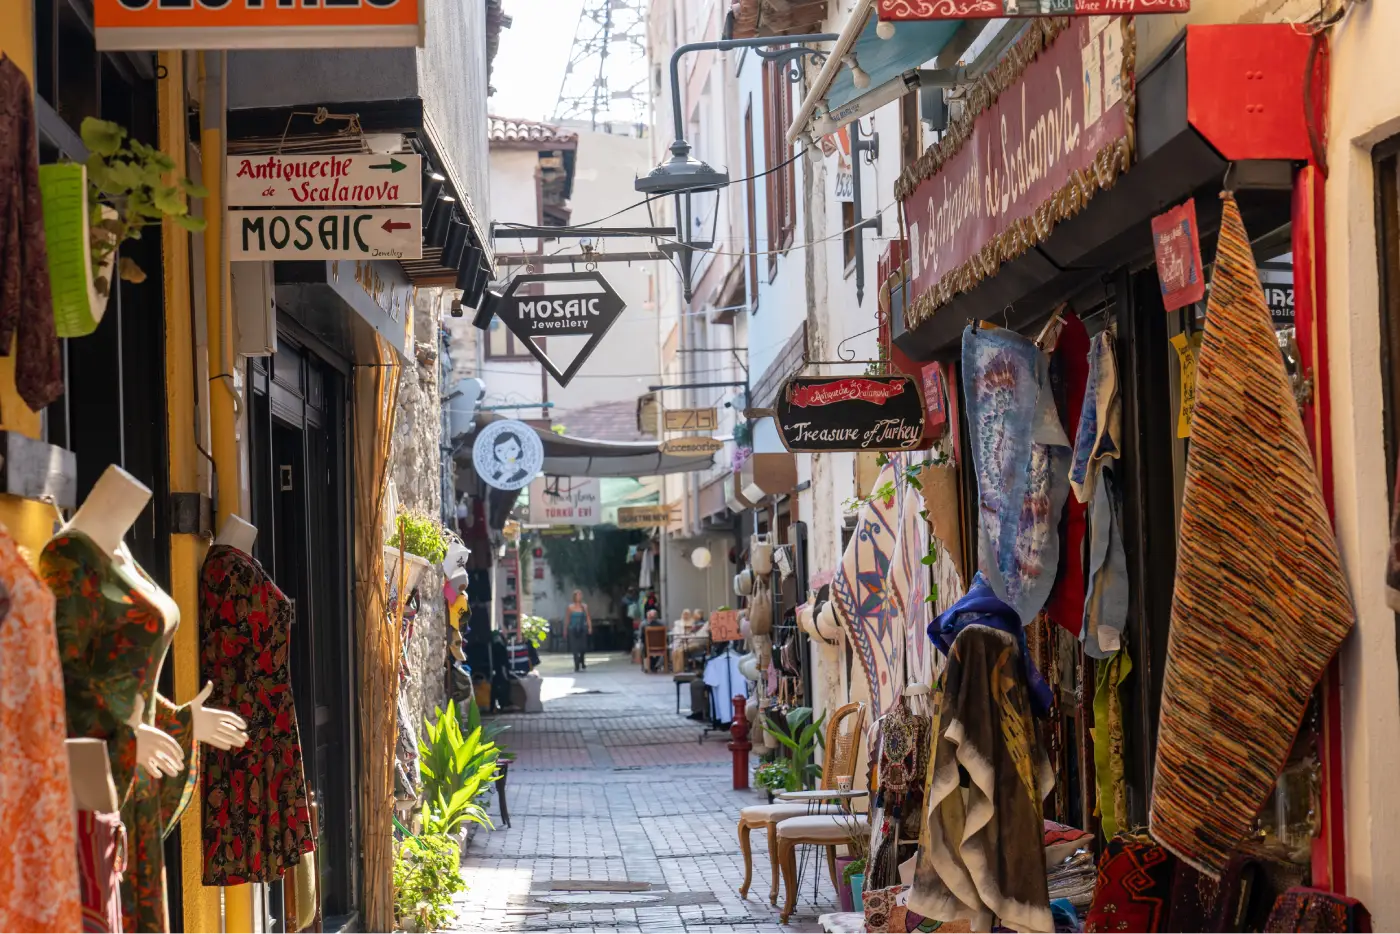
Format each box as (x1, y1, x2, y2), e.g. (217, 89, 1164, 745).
(0, 524, 82, 932)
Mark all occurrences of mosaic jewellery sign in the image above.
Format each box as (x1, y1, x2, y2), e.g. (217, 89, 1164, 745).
(496, 271, 628, 387)
(93, 0, 421, 51)
(773, 375, 926, 453)
(895, 18, 1135, 331)
(878, 0, 1186, 20)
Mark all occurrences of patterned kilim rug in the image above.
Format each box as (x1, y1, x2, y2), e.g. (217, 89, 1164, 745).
(1148, 194, 1354, 876)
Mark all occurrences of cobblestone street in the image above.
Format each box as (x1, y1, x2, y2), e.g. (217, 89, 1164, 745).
(450, 653, 835, 933)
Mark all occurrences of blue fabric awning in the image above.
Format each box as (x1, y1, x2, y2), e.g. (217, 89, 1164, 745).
(788, 0, 964, 142)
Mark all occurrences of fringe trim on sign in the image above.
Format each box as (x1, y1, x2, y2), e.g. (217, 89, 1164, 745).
(354, 335, 403, 932)
(896, 16, 1137, 334)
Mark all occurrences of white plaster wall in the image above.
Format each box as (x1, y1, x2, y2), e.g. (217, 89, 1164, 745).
(1323, 3, 1400, 925)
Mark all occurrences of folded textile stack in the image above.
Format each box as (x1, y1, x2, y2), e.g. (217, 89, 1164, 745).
(1047, 849, 1097, 907)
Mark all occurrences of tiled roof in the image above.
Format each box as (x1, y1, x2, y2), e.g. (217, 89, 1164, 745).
(488, 116, 579, 147)
(729, 0, 830, 39)
(555, 400, 655, 443)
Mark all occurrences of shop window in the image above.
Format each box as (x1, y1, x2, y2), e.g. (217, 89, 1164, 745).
(762, 60, 797, 280)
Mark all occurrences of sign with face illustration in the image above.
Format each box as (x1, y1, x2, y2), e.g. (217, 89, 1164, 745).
(471, 420, 544, 492)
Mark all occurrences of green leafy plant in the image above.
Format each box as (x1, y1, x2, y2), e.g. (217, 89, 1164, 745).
(755, 760, 793, 792)
(418, 699, 501, 827)
(393, 831, 466, 932)
(541, 527, 647, 598)
(387, 511, 450, 563)
(842, 856, 867, 885)
(767, 708, 826, 792)
(79, 117, 207, 296)
(519, 614, 549, 649)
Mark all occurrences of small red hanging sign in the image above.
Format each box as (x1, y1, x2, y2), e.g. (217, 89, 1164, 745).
(1152, 199, 1206, 312)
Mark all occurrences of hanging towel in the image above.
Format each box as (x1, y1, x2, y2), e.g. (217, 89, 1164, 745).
(1149, 195, 1355, 877)
(962, 325, 1071, 625)
(1068, 330, 1121, 506)
(1082, 466, 1129, 657)
(908, 624, 1055, 933)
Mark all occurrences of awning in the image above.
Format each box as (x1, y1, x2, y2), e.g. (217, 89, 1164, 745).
(786, 0, 965, 143)
(457, 414, 715, 480)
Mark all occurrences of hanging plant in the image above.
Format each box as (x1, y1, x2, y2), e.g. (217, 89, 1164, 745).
(80, 117, 207, 297)
(541, 528, 646, 598)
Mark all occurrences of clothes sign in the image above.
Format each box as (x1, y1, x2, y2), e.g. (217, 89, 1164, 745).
(1152, 199, 1206, 311)
(93, 0, 421, 50)
(774, 375, 926, 452)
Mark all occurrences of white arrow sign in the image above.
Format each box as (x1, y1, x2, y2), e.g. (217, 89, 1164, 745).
(229, 208, 423, 261)
(227, 153, 422, 207)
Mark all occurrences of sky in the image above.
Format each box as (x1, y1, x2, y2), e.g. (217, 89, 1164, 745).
(490, 0, 590, 122)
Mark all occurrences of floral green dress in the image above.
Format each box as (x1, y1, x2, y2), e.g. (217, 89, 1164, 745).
(41, 532, 198, 934)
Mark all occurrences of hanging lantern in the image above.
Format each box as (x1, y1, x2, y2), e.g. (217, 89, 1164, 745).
(691, 546, 712, 569)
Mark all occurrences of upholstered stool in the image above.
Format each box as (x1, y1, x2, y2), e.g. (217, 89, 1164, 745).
(777, 813, 871, 923)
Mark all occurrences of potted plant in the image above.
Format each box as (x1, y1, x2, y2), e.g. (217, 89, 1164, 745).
(836, 815, 870, 913)
(754, 760, 791, 804)
(767, 707, 826, 792)
(386, 511, 449, 595)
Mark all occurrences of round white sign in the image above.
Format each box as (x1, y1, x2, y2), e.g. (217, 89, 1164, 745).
(471, 420, 544, 491)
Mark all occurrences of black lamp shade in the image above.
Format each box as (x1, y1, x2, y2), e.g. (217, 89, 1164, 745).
(442, 219, 470, 268)
(425, 195, 456, 248)
(456, 240, 485, 292)
(422, 168, 446, 224)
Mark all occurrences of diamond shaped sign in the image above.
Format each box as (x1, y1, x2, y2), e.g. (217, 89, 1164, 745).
(496, 270, 627, 386)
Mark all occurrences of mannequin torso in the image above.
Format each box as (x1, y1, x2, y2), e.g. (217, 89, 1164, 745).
(214, 515, 257, 553)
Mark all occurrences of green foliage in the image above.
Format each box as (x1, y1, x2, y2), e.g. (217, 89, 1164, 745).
(519, 614, 549, 649)
(79, 118, 207, 297)
(418, 699, 501, 826)
(767, 708, 826, 792)
(540, 528, 647, 597)
(842, 856, 867, 885)
(387, 511, 450, 563)
(754, 761, 792, 792)
(393, 832, 466, 932)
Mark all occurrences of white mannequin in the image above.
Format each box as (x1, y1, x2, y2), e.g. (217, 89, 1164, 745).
(214, 514, 258, 553)
(66, 466, 250, 779)
(65, 738, 119, 812)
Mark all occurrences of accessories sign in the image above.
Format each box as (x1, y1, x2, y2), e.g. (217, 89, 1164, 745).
(93, 0, 421, 51)
(774, 375, 926, 453)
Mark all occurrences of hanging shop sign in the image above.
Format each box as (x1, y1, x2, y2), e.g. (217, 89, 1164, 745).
(229, 208, 422, 261)
(637, 393, 660, 435)
(472, 420, 544, 492)
(227, 154, 421, 208)
(920, 361, 950, 440)
(527, 477, 601, 526)
(93, 0, 422, 51)
(1152, 199, 1206, 312)
(496, 270, 627, 387)
(710, 609, 741, 642)
(773, 375, 926, 453)
(617, 504, 678, 529)
(876, 0, 1187, 20)
(663, 407, 718, 432)
(659, 436, 723, 456)
(896, 18, 1135, 331)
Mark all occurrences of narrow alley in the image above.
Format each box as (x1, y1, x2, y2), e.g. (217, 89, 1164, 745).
(452, 654, 834, 934)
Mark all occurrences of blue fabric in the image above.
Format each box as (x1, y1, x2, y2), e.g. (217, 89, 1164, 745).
(928, 572, 1054, 717)
(567, 609, 588, 633)
(1051, 898, 1081, 933)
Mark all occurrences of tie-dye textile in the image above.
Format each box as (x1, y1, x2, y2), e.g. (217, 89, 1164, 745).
(889, 452, 934, 696)
(832, 463, 903, 717)
(962, 325, 1071, 625)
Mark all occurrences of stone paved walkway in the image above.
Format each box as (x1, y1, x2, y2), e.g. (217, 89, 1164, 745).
(449, 652, 837, 933)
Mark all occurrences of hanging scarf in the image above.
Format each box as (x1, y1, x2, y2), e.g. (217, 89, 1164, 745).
(1091, 649, 1131, 839)
(962, 325, 1071, 625)
(889, 452, 935, 698)
(1045, 313, 1091, 637)
(832, 463, 903, 717)
(1150, 195, 1355, 877)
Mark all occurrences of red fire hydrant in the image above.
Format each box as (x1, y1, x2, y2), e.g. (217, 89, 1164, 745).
(729, 694, 752, 790)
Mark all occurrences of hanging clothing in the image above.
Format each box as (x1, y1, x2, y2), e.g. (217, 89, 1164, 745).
(962, 324, 1071, 625)
(76, 810, 126, 934)
(0, 524, 82, 933)
(1150, 196, 1355, 877)
(43, 531, 199, 934)
(1091, 650, 1132, 840)
(1085, 837, 1176, 933)
(1264, 887, 1373, 933)
(908, 624, 1054, 933)
(888, 452, 934, 697)
(1068, 329, 1121, 505)
(831, 462, 903, 718)
(702, 651, 747, 723)
(198, 544, 314, 885)
(1044, 313, 1090, 637)
(0, 56, 64, 412)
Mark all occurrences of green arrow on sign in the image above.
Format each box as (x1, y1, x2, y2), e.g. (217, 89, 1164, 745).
(369, 158, 408, 173)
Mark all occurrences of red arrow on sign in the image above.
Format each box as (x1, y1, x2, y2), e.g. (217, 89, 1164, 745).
(381, 219, 412, 233)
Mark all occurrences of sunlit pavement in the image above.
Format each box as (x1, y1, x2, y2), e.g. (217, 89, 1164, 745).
(449, 652, 835, 933)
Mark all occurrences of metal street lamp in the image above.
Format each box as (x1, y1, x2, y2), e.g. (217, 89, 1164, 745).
(642, 31, 839, 300)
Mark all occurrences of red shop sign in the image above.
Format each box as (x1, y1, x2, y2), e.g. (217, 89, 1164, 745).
(896, 19, 1135, 331)
(1151, 199, 1206, 312)
(878, 0, 1187, 21)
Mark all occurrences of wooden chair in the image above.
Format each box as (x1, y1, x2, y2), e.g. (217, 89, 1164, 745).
(737, 701, 867, 906)
(642, 624, 668, 672)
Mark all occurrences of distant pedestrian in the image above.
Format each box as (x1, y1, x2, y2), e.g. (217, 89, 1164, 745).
(567, 590, 592, 672)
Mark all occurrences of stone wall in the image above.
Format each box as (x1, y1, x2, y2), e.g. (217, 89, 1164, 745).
(392, 288, 449, 737)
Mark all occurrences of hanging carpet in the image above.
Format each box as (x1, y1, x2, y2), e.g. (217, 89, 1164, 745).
(1149, 194, 1355, 877)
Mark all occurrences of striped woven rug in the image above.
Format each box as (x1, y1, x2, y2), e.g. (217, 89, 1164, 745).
(1148, 195, 1354, 876)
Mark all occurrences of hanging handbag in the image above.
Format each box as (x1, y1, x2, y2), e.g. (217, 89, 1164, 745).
(749, 577, 773, 636)
(751, 534, 774, 575)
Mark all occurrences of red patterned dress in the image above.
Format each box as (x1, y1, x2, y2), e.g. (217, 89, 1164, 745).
(199, 544, 314, 884)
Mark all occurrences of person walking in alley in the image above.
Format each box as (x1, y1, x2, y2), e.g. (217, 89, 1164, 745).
(567, 590, 592, 672)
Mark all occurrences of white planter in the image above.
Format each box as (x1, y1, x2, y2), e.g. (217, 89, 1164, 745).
(384, 545, 432, 595)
